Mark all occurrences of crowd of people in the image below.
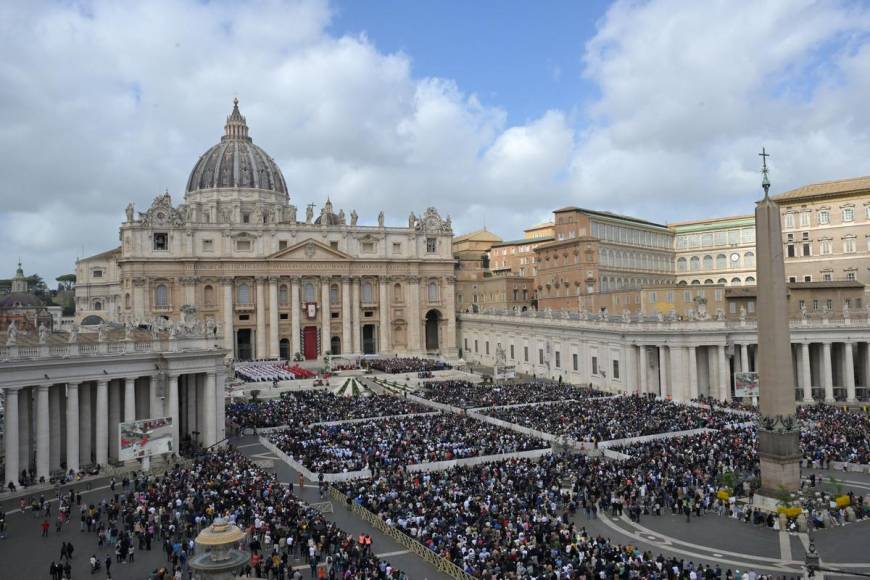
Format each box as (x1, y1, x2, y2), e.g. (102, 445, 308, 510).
(420, 380, 605, 408)
(484, 395, 744, 442)
(234, 361, 297, 383)
(799, 403, 870, 465)
(337, 426, 763, 579)
(28, 448, 405, 579)
(363, 357, 451, 374)
(268, 413, 547, 473)
(227, 391, 430, 429)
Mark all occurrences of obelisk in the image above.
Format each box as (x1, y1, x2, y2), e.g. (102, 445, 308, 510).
(754, 148, 800, 494)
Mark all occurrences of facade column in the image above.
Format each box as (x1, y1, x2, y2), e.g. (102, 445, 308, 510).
(444, 276, 457, 354)
(638, 345, 648, 394)
(341, 277, 352, 355)
(822, 342, 834, 402)
(204, 373, 217, 446)
(188, 376, 199, 443)
(717, 345, 730, 401)
(740, 343, 749, 373)
(65, 384, 79, 474)
(658, 346, 668, 397)
(36, 385, 50, 481)
(124, 377, 136, 423)
(215, 365, 227, 444)
(95, 380, 109, 467)
(687, 346, 698, 400)
(321, 277, 331, 355)
(222, 278, 234, 355)
(256, 277, 266, 359)
(148, 375, 162, 419)
(844, 341, 856, 402)
(268, 277, 279, 359)
(800, 342, 813, 402)
(19, 388, 30, 476)
(49, 385, 62, 470)
(79, 384, 92, 467)
(379, 277, 390, 353)
(4, 388, 19, 488)
(167, 375, 180, 452)
(669, 347, 684, 401)
(407, 276, 421, 353)
(291, 277, 301, 357)
(108, 380, 121, 462)
(351, 277, 361, 353)
(865, 342, 870, 395)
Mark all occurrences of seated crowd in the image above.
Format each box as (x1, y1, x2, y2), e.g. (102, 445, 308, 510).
(227, 391, 430, 429)
(420, 380, 605, 409)
(268, 413, 547, 473)
(53, 447, 403, 579)
(363, 357, 451, 374)
(799, 403, 870, 465)
(484, 395, 743, 442)
(234, 361, 296, 383)
(337, 427, 763, 579)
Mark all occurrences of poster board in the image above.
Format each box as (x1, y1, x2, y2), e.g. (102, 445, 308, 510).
(119, 417, 173, 461)
(734, 371, 759, 398)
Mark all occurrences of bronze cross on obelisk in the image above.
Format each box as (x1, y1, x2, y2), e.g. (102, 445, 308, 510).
(759, 147, 771, 197)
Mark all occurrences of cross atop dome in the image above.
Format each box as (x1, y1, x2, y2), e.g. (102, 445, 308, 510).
(223, 97, 251, 142)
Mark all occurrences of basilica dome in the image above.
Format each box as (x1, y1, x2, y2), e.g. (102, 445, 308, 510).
(186, 99, 287, 195)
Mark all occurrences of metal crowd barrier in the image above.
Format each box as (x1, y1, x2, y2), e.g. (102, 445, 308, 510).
(329, 487, 475, 580)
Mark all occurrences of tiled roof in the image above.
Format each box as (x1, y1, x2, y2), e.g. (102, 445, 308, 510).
(773, 176, 870, 201)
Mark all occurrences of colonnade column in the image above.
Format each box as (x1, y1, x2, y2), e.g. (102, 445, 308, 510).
(717, 345, 730, 401)
(740, 344, 749, 373)
(36, 385, 50, 480)
(351, 277, 361, 353)
(268, 277, 279, 359)
(844, 341, 856, 402)
(407, 276, 421, 353)
(638, 345, 648, 394)
(341, 277, 352, 355)
(821, 342, 834, 402)
(19, 390, 30, 475)
(379, 277, 390, 353)
(321, 277, 331, 355)
(658, 346, 668, 397)
(124, 378, 136, 423)
(687, 347, 698, 400)
(108, 381, 121, 463)
(66, 384, 79, 474)
(167, 375, 179, 452)
(4, 389, 19, 488)
(800, 343, 812, 402)
(669, 347, 685, 401)
(95, 380, 108, 467)
(79, 384, 92, 466)
(444, 276, 457, 353)
(256, 277, 266, 359)
(204, 373, 217, 446)
(49, 385, 62, 470)
(291, 277, 301, 357)
(865, 342, 870, 396)
(222, 278, 234, 354)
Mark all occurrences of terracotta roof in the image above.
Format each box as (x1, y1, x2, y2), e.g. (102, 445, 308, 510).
(773, 175, 870, 202)
(453, 229, 503, 243)
(552, 206, 668, 229)
(490, 236, 553, 248)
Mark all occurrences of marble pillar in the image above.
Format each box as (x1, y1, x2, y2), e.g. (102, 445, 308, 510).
(291, 277, 301, 357)
(800, 342, 813, 402)
(844, 341, 856, 402)
(167, 375, 179, 453)
(49, 384, 62, 470)
(36, 385, 50, 480)
(4, 389, 19, 487)
(352, 278, 361, 353)
(205, 373, 217, 446)
(268, 277, 279, 359)
(321, 277, 331, 355)
(19, 388, 30, 475)
(822, 342, 834, 402)
(223, 279, 234, 354)
(407, 277, 421, 353)
(65, 384, 79, 474)
(379, 277, 390, 353)
(717, 345, 730, 401)
(687, 347, 699, 400)
(95, 380, 109, 467)
(256, 277, 266, 359)
(79, 384, 93, 466)
(124, 377, 136, 423)
(341, 277, 352, 354)
(658, 346, 668, 397)
(108, 381, 121, 462)
(638, 345, 648, 394)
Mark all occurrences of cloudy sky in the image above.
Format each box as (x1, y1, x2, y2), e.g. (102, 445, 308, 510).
(2, 0, 870, 282)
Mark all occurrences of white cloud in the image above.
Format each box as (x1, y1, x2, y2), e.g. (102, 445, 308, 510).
(1, 0, 870, 281)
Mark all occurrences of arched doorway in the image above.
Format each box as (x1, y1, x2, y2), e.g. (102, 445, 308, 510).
(330, 336, 341, 355)
(236, 329, 253, 360)
(425, 310, 440, 352)
(279, 338, 290, 360)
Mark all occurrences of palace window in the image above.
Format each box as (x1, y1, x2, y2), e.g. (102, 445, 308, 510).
(844, 237, 857, 254)
(555, 352, 561, 368)
(278, 285, 288, 306)
(304, 282, 315, 302)
(428, 281, 439, 303)
(362, 242, 374, 253)
(330, 284, 339, 304)
(392, 242, 401, 254)
(204, 285, 215, 307)
(843, 208, 854, 222)
(716, 254, 726, 270)
(393, 283, 403, 303)
(278, 240, 288, 251)
(236, 239, 252, 251)
(426, 237, 437, 253)
(784, 214, 795, 229)
(822, 273, 832, 281)
(800, 212, 810, 227)
(819, 210, 830, 225)
(591, 356, 599, 375)
(153, 233, 168, 251)
(155, 284, 169, 307)
(573, 353, 578, 371)
(538, 349, 544, 365)
(237, 283, 251, 305)
(847, 271, 857, 281)
(523, 346, 529, 362)
(92, 269, 103, 278)
(820, 240, 832, 255)
(612, 359, 620, 380)
(744, 251, 755, 267)
(362, 281, 374, 303)
(202, 239, 214, 252)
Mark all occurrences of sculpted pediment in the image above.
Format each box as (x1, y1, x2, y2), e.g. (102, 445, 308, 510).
(267, 239, 352, 261)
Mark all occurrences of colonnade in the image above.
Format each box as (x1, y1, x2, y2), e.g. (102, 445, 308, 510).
(3, 371, 223, 488)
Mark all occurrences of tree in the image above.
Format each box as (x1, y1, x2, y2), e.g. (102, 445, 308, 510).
(56, 274, 76, 292)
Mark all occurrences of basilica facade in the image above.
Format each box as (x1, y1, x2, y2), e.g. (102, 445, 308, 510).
(75, 100, 457, 360)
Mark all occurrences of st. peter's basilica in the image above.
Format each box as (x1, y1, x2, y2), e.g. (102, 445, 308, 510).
(74, 99, 457, 360)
